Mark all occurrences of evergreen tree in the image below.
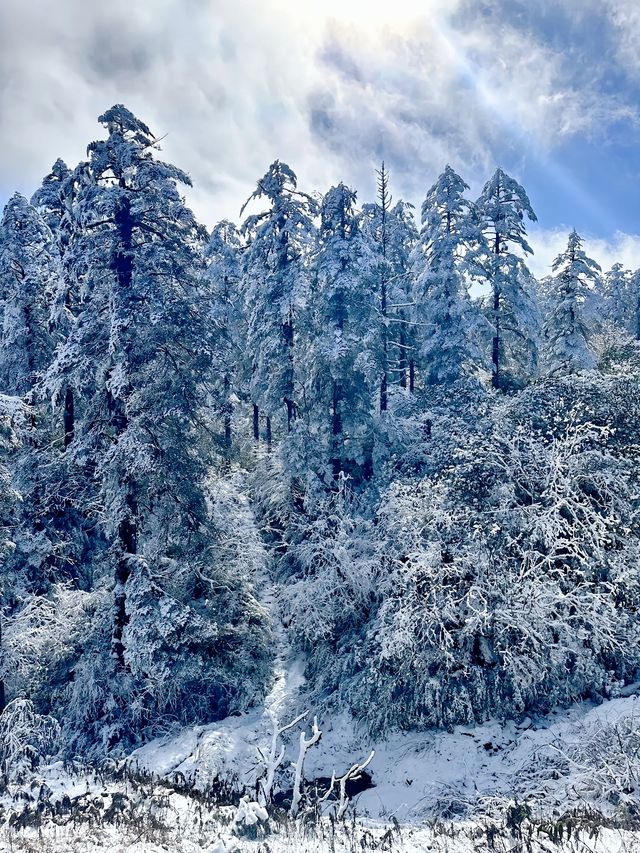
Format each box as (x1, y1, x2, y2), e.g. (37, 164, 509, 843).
(205, 220, 246, 459)
(361, 176, 418, 394)
(42, 106, 271, 747)
(241, 161, 317, 437)
(31, 159, 79, 448)
(386, 201, 419, 390)
(544, 230, 600, 376)
(0, 195, 55, 397)
(304, 183, 377, 483)
(630, 269, 640, 340)
(411, 166, 487, 385)
(602, 262, 632, 331)
(476, 168, 539, 389)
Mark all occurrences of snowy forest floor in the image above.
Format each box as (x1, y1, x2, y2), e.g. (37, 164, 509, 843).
(1, 682, 639, 851)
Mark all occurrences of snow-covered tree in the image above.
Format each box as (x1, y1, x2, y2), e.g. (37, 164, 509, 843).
(0, 195, 55, 397)
(303, 183, 377, 483)
(41, 105, 271, 748)
(411, 166, 487, 385)
(476, 168, 539, 389)
(544, 230, 600, 376)
(602, 263, 632, 330)
(361, 176, 418, 394)
(205, 220, 246, 459)
(241, 161, 317, 436)
(348, 398, 640, 733)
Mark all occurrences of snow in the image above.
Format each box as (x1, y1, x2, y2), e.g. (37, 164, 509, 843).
(3, 654, 637, 850)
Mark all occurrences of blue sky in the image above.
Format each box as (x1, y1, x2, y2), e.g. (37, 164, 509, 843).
(0, 0, 638, 276)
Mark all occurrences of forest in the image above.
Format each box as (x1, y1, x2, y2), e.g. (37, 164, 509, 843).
(0, 102, 639, 783)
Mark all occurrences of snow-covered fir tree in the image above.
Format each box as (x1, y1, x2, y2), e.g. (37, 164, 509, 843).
(602, 262, 632, 331)
(361, 174, 418, 395)
(0, 195, 54, 397)
(205, 220, 246, 459)
(302, 183, 377, 484)
(476, 168, 540, 389)
(241, 161, 317, 438)
(544, 230, 600, 376)
(411, 165, 487, 385)
(39, 105, 271, 749)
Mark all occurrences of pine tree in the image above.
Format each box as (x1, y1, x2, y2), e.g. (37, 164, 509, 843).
(544, 230, 600, 376)
(43, 106, 270, 745)
(0, 195, 55, 397)
(241, 161, 317, 438)
(602, 263, 632, 331)
(361, 171, 418, 395)
(304, 183, 377, 483)
(411, 166, 487, 386)
(32, 158, 80, 448)
(205, 220, 245, 460)
(476, 168, 539, 389)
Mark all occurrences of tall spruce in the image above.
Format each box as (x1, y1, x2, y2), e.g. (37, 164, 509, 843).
(305, 183, 377, 483)
(42, 106, 270, 744)
(544, 230, 600, 375)
(411, 166, 486, 385)
(205, 221, 245, 460)
(476, 168, 539, 389)
(241, 161, 317, 438)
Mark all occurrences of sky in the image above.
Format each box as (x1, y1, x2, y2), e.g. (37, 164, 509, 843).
(0, 0, 639, 277)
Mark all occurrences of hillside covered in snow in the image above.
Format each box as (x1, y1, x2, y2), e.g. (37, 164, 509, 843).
(0, 104, 639, 850)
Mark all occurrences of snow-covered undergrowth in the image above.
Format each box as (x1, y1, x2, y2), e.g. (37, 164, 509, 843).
(2, 690, 638, 852)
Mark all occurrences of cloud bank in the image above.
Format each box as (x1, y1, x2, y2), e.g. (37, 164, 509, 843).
(0, 0, 638, 245)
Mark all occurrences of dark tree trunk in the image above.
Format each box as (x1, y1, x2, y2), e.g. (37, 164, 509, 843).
(491, 230, 502, 390)
(223, 375, 232, 452)
(492, 285, 501, 390)
(409, 359, 415, 392)
(265, 415, 272, 453)
(111, 190, 136, 671)
(331, 381, 342, 481)
(63, 386, 75, 449)
(113, 486, 137, 669)
(283, 312, 295, 432)
(253, 404, 260, 442)
(0, 616, 5, 714)
(380, 276, 388, 412)
(399, 324, 407, 389)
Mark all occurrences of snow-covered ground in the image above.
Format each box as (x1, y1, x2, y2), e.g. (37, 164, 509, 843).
(3, 685, 638, 852)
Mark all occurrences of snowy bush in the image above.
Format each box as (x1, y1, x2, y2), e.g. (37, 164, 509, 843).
(0, 697, 59, 783)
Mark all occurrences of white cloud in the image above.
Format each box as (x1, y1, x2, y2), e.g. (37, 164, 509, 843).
(0, 0, 637, 232)
(528, 227, 640, 278)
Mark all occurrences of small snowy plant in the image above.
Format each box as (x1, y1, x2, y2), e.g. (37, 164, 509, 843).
(233, 794, 269, 838)
(0, 697, 59, 784)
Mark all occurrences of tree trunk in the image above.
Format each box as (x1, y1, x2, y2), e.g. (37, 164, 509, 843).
(331, 381, 342, 481)
(409, 359, 415, 392)
(0, 616, 5, 714)
(492, 287, 501, 390)
(253, 404, 260, 442)
(111, 190, 136, 671)
(283, 312, 295, 432)
(380, 278, 388, 412)
(398, 323, 407, 389)
(223, 374, 232, 452)
(113, 485, 137, 669)
(491, 230, 502, 390)
(63, 386, 74, 449)
(265, 415, 272, 453)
